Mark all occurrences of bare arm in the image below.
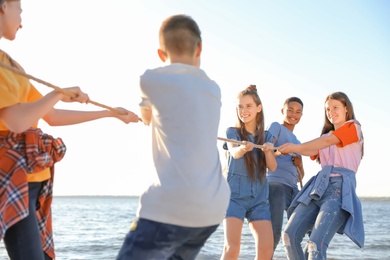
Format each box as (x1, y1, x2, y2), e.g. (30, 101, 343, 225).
(278, 134, 340, 156)
(43, 108, 141, 126)
(263, 142, 277, 172)
(227, 141, 277, 171)
(0, 91, 66, 133)
(0, 87, 140, 132)
(227, 140, 254, 159)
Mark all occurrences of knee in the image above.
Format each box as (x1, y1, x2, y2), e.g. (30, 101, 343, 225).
(282, 232, 290, 246)
(306, 240, 325, 259)
(307, 240, 318, 254)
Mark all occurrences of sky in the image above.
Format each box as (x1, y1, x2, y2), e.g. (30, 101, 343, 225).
(2, 0, 389, 197)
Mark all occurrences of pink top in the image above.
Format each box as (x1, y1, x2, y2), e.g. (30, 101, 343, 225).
(316, 120, 363, 174)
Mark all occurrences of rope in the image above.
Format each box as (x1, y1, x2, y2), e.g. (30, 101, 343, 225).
(219, 136, 303, 187)
(218, 137, 298, 155)
(0, 61, 126, 115)
(296, 166, 304, 189)
(218, 137, 272, 150)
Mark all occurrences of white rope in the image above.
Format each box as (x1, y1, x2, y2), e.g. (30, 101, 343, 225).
(217, 136, 299, 156)
(217, 137, 270, 150)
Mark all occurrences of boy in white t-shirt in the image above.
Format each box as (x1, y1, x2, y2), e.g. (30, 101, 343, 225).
(117, 14, 230, 260)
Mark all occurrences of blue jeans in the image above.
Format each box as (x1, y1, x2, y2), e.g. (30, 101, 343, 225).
(269, 182, 299, 251)
(4, 182, 52, 260)
(116, 218, 219, 260)
(283, 177, 349, 260)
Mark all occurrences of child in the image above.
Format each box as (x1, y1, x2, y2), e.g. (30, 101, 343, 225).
(266, 97, 305, 252)
(0, 1, 140, 259)
(116, 14, 230, 260)
(278, 92, 364, 259)
(221, 85, 277, 260)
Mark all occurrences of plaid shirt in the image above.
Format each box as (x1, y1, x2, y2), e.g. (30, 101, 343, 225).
(0, 128, 66, 259)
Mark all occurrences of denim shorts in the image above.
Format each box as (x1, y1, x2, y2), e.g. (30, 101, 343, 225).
(116, 218, 219, 260)
(226, 172, 271, 222)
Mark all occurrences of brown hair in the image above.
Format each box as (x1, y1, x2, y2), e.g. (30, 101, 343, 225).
(317, 91, 363, 162)
(321, 92, 355, 135)
(159, 14, 201, 56)
(235, 85, 267, 182)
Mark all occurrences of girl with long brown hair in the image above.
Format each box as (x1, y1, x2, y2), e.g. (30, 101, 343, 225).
(221, 85, 277, 260)
(279, 92, 364, 259)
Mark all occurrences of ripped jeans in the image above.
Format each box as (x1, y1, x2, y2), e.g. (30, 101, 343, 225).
(282, 176, 349, 260)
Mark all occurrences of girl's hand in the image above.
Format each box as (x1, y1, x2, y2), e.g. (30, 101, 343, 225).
(113, 107, 142, 124)
(60, 87, 90, 103)
(262, 142, 275, 153)
(278, 143, 298, 154)
(240, 141, 255, 152)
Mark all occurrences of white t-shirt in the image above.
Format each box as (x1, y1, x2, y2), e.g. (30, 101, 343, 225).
(137, 63, 230, 227)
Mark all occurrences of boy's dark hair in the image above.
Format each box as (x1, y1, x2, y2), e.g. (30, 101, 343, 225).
(284, 97, 303, 108)
(159, 14, 201, 56)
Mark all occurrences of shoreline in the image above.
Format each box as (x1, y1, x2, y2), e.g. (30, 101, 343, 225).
(52, 195, 390, 201)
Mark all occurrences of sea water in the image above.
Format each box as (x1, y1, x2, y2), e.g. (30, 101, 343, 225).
(1, 196, 389, 260)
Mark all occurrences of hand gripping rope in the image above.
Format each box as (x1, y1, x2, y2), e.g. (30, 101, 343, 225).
(0, 60, 303, 187)
(217, 137, 277, 150)
(218, 137, 304, 188)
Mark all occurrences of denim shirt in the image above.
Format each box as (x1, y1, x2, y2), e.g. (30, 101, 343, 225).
(287, 166, 364, 248)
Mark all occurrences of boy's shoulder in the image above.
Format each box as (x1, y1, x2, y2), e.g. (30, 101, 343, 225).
(266, 121, 282, 132)
(141, 64, 216, 88)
